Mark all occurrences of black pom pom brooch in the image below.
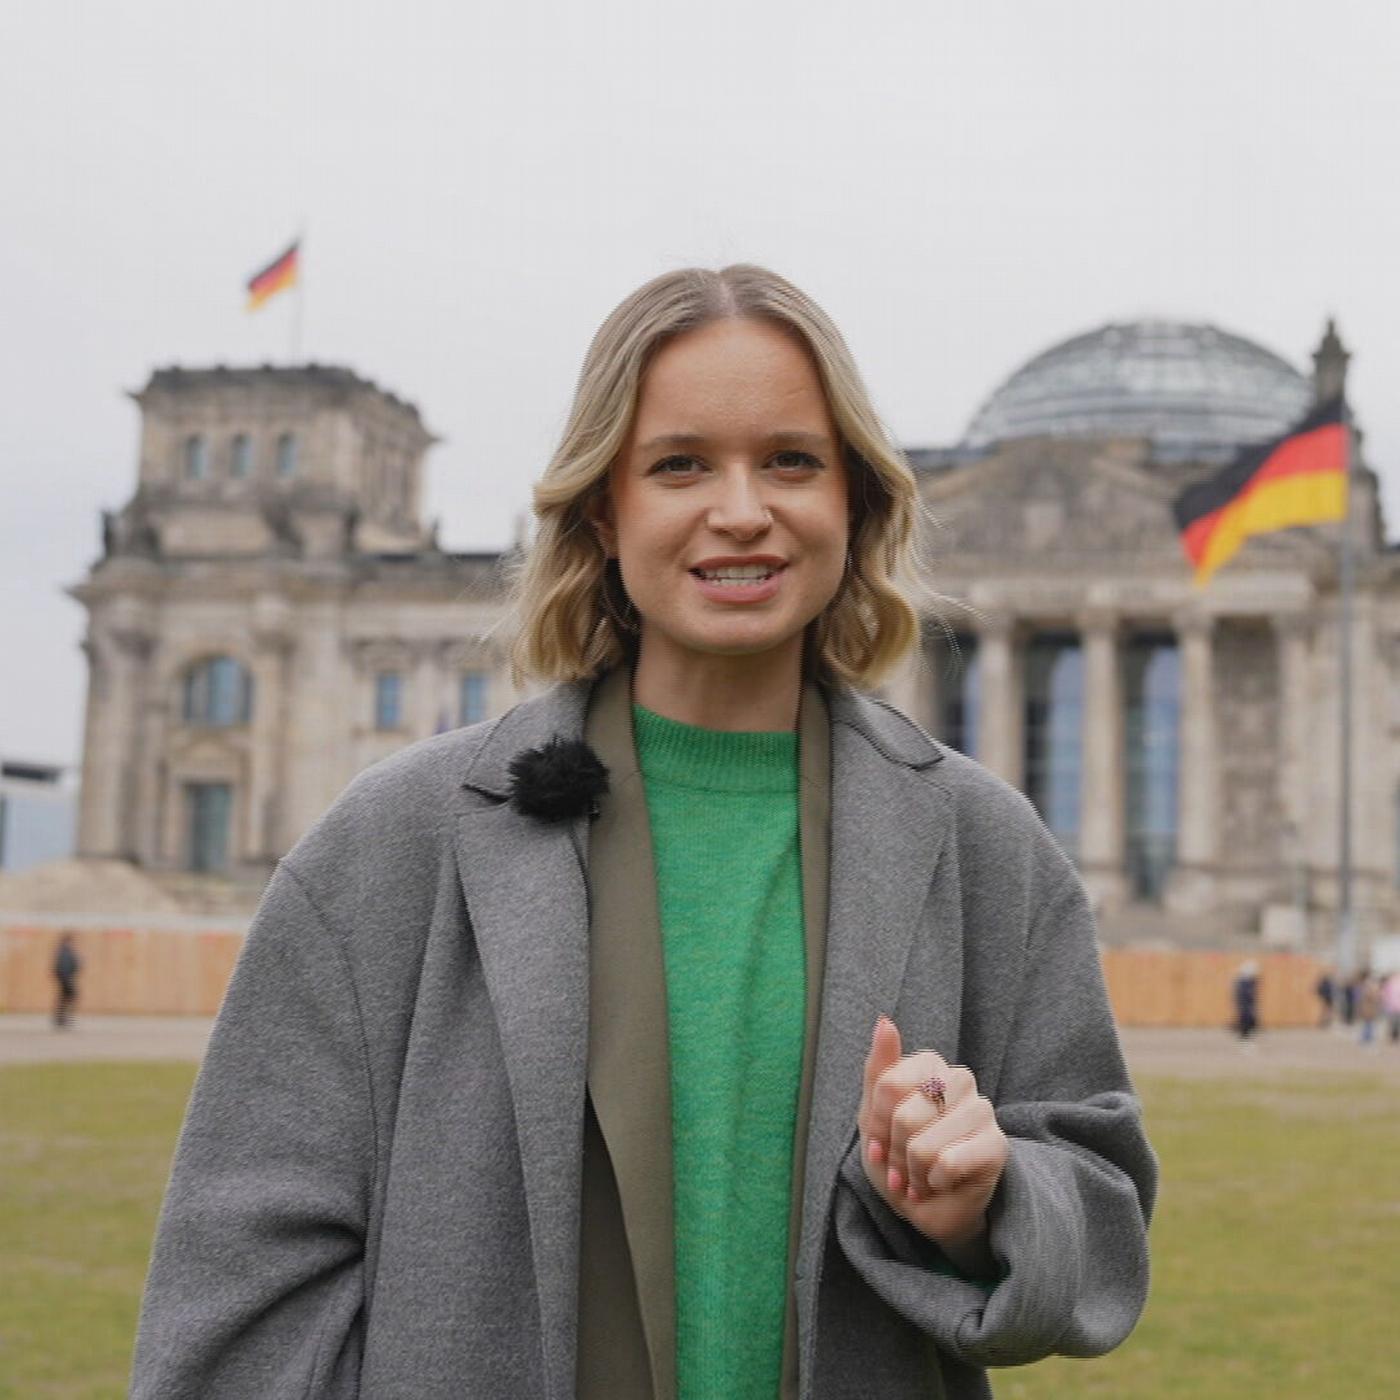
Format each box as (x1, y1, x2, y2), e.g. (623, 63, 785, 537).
(506, 738, 610, 822)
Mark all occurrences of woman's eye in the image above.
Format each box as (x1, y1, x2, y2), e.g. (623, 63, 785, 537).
(771, 451, 822, 472)
(650, 455, 703, 476)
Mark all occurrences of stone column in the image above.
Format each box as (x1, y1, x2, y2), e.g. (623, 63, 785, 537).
(1268, 611, 1314, 944)
(76, 621, 152, 859)
(975, 610, 1021, 786)
(1272, 613, 1312, 840)
(249, 597, 296, 862)
(883, 619, 938, 731)
(1165, 609, 1219, 913)
(411, 640, 442, 738)
(1078, 608, 1127, 911)
(130, 646, 168, 866)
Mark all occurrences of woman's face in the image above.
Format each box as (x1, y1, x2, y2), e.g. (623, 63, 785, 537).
(595, 316, 851, 679)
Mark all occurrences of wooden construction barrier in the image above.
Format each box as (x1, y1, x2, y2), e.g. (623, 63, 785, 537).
(1, 922, 1332, 1028)
(1, 923, 244, 1017)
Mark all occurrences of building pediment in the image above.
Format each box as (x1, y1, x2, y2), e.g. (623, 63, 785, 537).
(919, 437, 1327, 575)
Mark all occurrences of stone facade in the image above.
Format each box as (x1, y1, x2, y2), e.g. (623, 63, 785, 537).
(71, 366, 525, 887)
(70, 331, 1400, 955)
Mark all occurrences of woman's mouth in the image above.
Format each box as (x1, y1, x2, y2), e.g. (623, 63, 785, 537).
(689, 561, 786, 603)
(692, 564, 781, 586)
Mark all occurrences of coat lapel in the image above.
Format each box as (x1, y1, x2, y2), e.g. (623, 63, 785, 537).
(793, 691, 955, 1346)
(454, 683, 593, 1400)
(582, 667, 677, 1399)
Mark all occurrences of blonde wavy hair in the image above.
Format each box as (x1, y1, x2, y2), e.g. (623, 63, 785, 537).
(510, 264, 923, 688)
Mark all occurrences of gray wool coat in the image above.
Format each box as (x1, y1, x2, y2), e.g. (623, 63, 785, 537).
(130, 673, 1156, 1400)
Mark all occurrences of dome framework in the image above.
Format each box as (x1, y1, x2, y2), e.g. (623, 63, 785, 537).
(963, 320, 1313, 463)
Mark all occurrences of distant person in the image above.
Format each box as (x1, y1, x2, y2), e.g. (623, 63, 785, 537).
(1341, 972, 1359, 1026)
(1356, 969, 1382, 1047)
(1382, 971, 1400, 1045)
(1313, 968, 1335, 1029)
(52, 932, 80, 1030)
(1232, 960, 1260, 1041)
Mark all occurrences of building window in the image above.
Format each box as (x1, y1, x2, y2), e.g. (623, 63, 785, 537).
(459, 671, 489, 726)
(1394, 785, 1400, 890)
(375, 672, 403, 730)
(276, 432, 297, 477)
(939, 634, 979, 758)
(230, 434, 253, 478)
(1023, 634, 1084, 856)
(1124, 636, 1180, 901)
(185, 782, 232, 872)
(184, 435, 208, 480)
(183, 657, 253, 726)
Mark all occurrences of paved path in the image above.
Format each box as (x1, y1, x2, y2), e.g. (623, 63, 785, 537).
(0, 1014, 214, 1064)
(4, 1014, 1399, 1078)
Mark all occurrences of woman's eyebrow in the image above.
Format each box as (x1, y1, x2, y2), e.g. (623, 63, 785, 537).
(634, 430, 834, 454)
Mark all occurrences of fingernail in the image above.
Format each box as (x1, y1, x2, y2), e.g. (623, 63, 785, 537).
(886, 1168, 902, 1193)
(868, 1139, 884, 1165)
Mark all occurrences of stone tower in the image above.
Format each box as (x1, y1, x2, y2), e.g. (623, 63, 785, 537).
(71, 365, 513, 885)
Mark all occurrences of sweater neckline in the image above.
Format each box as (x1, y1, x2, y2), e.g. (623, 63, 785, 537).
(632, 704, 798, 795)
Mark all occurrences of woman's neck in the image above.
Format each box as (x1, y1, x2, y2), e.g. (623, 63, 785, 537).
(631, 638, 804, 732)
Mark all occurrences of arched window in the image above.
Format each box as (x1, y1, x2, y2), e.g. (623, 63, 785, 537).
(183, 435, 208, 480)
(230, 434, 253, 478)
(183, 656, 253, 726)
(276, 432, 297, 477)
(1023, 634, 1084, 856)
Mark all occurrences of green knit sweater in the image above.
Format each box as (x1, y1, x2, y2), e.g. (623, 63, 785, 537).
(633, 704, 806, 1400)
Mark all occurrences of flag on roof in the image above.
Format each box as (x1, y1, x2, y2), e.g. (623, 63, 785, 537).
(245, 239, 300, 312)
(1173, 398, 1348, 586)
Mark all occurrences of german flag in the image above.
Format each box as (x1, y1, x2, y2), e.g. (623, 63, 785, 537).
(1173, 399, 1348, 585)
(245, 239, 300, 311)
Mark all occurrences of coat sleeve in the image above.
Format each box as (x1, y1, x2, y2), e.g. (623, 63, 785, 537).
(129, 861, 374, 1398)
(833, 864, 1158, 1369)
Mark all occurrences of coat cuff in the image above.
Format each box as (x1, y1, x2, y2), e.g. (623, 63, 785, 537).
(835, 1128, 1146, 1368)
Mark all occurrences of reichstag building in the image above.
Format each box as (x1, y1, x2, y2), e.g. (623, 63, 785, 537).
(71, 320, 1399, 949)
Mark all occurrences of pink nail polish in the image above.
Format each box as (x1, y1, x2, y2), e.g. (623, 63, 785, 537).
(887, 1168, 902, 1193)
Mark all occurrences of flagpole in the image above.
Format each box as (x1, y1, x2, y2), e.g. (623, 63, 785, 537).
(291, 225, 306, 364)
(1335, 399, 1356, 982)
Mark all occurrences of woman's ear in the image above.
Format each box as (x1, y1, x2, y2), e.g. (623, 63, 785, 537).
(584, 489, 617, 558)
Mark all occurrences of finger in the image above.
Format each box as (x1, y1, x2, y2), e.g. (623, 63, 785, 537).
(907, 1098, 999, 1199)
(887, 1064, 973, 1192)
(924, 1129, 1004, 1195)
(860, 1016, 902, 1165)
(884, 1058, 963, 1181)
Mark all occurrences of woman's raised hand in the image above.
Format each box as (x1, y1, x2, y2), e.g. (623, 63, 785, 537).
(857, 1015, 1008, 1277)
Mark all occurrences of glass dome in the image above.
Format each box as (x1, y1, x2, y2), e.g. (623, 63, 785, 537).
(963, 320, 1313, 462)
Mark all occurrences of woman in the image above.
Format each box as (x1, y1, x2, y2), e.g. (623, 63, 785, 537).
(131, 266, 1155, 1399)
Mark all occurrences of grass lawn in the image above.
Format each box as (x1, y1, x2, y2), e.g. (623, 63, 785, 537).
(1, 1066, 1398, 1398)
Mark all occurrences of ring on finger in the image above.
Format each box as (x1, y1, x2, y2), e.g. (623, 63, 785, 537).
(917, 1075, 947, 1113)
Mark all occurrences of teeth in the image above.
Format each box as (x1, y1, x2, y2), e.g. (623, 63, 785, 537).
(697, 565, 775, 581)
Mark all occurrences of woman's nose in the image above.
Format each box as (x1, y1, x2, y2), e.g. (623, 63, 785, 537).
(707, 470, 771, 539)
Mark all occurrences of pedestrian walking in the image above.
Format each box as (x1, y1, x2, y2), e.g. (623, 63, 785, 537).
(1313, 967, 1335, 1029)
(1382, 970, 1400, 1045)
(52, 932, 80, 1030)
(1357, 969, 1382, 1047)
(1232, 960, 1260, 1041)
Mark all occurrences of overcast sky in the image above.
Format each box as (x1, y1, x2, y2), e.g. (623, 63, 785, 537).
(4, 0, 1398, 767)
